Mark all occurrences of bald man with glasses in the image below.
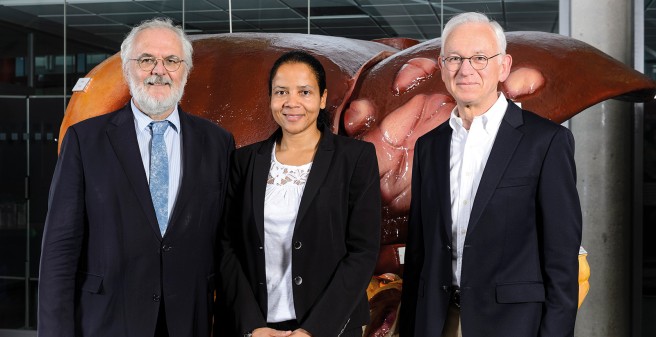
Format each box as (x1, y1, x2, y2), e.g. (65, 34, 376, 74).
(399, 12, 582, 337)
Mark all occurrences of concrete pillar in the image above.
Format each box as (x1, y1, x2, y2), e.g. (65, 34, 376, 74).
(569, 0, 633, 336)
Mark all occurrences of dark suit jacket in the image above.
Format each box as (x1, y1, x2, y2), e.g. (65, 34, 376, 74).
(399, 101, 582, 337)
(38, 104, 234, 337)
(217, 126, 381, 337)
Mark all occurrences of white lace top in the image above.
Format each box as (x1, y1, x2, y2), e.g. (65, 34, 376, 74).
(263, 145, 312, 322)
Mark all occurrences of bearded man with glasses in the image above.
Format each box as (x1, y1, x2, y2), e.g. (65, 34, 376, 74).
(38, 17, 234, 337)
(399, 12, 582, 337)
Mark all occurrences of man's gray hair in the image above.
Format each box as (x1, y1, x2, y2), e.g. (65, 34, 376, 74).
(120, 17, 193, 77)
(441, 12, 506, 56)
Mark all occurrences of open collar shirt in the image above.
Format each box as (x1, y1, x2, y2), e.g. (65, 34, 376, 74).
(448, 93, 508, 286)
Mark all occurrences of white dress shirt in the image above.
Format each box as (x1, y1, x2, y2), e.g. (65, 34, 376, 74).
(132, 100, 182, 233)
(263, 145, 312, 322)
(449, 93, 508, 286)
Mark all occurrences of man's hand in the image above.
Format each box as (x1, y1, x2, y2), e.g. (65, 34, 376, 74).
(252, 327, 292, 337)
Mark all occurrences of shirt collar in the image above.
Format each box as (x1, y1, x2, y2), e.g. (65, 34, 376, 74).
(448, 92, 508, 135)
(131, 99, 180, 133)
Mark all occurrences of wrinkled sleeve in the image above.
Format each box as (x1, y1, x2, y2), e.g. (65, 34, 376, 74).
(537, 127, 582, 337)
(38, 127, 86, 337)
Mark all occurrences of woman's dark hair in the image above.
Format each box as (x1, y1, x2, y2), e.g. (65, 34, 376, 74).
(268, 50, 330, 128)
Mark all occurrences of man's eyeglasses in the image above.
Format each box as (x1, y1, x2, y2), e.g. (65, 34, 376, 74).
(441, 53, 501, 71)
(130, 56, 186, 72)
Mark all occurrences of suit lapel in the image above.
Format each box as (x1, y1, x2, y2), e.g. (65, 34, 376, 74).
(296, 127, 334, 227)
(107, 105, 162, 239)
(467, 102, 524, 236)
(168, 108, 203, 232)
(252, 133, 277, 244)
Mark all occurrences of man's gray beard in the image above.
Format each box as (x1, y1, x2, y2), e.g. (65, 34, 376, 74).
(128, 73, 186, 117)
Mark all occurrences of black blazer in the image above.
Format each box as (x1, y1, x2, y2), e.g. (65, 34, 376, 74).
(399, 101, 582, 337)
(38, 105, 234, 337)
(217, 126, 381, 337)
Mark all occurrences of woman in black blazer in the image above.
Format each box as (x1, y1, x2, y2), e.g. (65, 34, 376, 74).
(217, 51, 381, 337)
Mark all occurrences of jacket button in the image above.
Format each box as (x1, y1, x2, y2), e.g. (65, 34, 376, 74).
(446, 245, 452, 251)
(294, 276, 303, 285)
(161, 244, 172, 252)
(293, 241, 302, 249)
(259, 246, 263, 250)
(153, 294, 160, 302)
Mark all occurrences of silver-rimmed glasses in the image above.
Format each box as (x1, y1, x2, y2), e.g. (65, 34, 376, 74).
(441, 53, 501, 71)
(130, 56, 186, 72)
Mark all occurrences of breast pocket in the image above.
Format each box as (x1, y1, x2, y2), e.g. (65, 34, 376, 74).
(496, 176, 535, 189)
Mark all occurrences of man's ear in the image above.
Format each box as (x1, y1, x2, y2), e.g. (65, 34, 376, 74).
(499, 53, 513, 82)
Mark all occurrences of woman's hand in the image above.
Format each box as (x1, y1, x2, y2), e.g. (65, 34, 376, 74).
(252, 327, 292, 337)
(289, 328, 312, 337)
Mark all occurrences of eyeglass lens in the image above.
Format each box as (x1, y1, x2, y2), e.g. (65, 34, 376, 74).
(137, 57, 182, 72)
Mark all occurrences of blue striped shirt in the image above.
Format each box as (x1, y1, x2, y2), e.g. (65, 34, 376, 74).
(131, 100, 182, 228)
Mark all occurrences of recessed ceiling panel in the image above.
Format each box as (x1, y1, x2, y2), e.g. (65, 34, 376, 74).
(319, 25, 389, 37)
(69, 23, 128, 34)
(58, 14, 116, 26)
(239, 17, 307, 30)
(68, 2, 159, 15)
(185, 10, 229, 22)
(133, 0, 183, 12)
(231, 8, 301, 20)
(505, 1, 557, 13)
(358, 0, 411, 5)
(101, 12, 183, 26)
(373, 14, 439, 26)
(226, 0, 288, 10)
(10, 4, 80, 16)
(311, 17, 377, 28)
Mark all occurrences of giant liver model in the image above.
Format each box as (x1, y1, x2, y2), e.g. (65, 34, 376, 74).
(60, 32, 656, 336)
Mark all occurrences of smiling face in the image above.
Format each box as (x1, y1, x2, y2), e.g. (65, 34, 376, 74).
(440, 22, 512, 114)
(270, 62, 327, 137)
(127, 27, 187, 119)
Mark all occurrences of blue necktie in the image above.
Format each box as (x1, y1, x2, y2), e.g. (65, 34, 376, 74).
(149, 121, 169, 236)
